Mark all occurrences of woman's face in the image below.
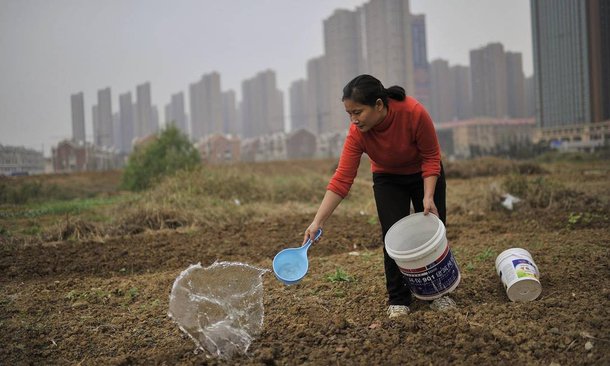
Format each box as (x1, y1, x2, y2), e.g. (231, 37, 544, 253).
(343, 98, 386, 133)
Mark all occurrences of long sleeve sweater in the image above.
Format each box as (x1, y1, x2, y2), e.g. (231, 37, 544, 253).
(327, 96, 441, 198)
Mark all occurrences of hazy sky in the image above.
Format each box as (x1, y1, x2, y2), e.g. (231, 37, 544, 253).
(0, 0, 532, 156)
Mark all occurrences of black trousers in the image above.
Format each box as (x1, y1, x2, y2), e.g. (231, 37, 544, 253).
(372, 165, 446, 306)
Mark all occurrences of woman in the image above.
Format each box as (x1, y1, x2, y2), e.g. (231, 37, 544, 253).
(303, 74, 456, 318)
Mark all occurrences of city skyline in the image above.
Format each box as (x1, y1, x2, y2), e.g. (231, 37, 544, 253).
(0, 0, 532, 156)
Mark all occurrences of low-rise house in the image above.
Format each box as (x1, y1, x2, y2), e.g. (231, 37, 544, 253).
(0, 144, 45, 176)
(52, 140, 123, 172)
(317, 131, 346, 158)
(286, 128, 317, 160)
(196, 134, 241, 164)
(435, 118, 536, 159)
(533, 120, 610, 152)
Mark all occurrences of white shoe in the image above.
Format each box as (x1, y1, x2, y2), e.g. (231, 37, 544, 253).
(387, 305, 410, 319)
(430, 295, 457, 311)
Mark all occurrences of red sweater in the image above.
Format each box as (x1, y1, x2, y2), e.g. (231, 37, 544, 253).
(327, 97, 441, 198)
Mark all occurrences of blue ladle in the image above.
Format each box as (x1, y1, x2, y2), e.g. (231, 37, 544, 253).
(272, 228, 323, 285)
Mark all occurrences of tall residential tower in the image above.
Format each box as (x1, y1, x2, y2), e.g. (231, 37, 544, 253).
(70, 92, 86, 143)
(531, 0, 610, 127)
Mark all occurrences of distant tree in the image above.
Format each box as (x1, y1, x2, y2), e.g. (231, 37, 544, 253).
(121, 126, 200, 191)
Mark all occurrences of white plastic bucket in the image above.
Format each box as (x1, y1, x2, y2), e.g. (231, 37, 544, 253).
(384, 213, 461, 300)
(495, 248, 542, 302)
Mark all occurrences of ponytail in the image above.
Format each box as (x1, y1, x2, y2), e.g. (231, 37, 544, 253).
(385, 86, 406, 101)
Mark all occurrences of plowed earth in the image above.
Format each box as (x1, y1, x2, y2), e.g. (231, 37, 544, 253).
(1, 167, 609, 365)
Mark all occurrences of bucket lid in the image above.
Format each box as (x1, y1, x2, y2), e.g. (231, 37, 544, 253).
(385, 213, 445, 258)
(507, 278, 542, 302)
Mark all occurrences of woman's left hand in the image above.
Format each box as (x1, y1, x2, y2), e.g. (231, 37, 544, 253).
(423, 197, 439, 217)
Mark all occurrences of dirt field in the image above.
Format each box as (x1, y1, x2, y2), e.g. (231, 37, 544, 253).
(1, 158, 609, 365)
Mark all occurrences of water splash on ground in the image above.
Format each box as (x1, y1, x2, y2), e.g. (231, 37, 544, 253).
(168, 262, 268, 359)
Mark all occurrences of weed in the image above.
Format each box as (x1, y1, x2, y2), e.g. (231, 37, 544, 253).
(465, 262, 475, 271)
(326, 268, 354, 283)
(65, 290, 79, 301)
(90, 288, 111, 303)
(367, 216, 378, 225)
(127, 287, 139, 302)
(476, 248, 495, 262)
(567, 212, 593, 229)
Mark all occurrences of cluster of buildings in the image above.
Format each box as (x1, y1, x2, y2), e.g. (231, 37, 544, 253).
(3, 0, 608, 176)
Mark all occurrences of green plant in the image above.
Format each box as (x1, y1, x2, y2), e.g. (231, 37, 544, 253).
(65, 290, 79, 301)
(127, 287, 139, 302)
(326, 268, 354, 283)
(121, 125, 200, 191)
(567, 212, 593, 229)
(476, 248, 495, 262)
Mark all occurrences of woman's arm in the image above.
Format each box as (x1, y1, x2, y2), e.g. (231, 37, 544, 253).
(423, 175, 439, 216)
(303, 190, 343, 244)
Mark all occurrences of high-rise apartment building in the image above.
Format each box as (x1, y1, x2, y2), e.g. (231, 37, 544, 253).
(429, 61, 472, 123)
(470, 43, 508, 119)
(429, 59, 454, 123)
(525, 76, 535, 118)
(119, 92, 134, 153)
(289, 79, 312, 132)
(151, 106, 159, 134)
(506, 52, 526, 118)
(363, 0, 414, 94)
(411, 14, 430, 109)
(241, 70, 284, 138)
(306, 56, 328, 135)
(92, 105, 98, 146)
(135, 82, 153, 138)
(323, 8, 365, 133)
(71, 92, 86, 143)
(112, 112, 121, 152)
(189, 72, 223, 140)
(95, 87, 113, 148)
(222, 90, 238, 135)
(165, 92, 188, 136)
(531, 0, 610, 127)
(451, 65, 472, 120)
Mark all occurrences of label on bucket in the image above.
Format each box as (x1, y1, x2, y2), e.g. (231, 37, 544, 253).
(512, 259, 539, 279)
(398, 246, 460, 298)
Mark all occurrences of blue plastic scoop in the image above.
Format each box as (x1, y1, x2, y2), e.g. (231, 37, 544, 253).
(272, 229, 323, 285)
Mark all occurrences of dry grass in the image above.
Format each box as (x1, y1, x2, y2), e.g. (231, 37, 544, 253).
(5, 157, 606, 243)
(444, 157, 547, 179)
(45, 215, 104, 242)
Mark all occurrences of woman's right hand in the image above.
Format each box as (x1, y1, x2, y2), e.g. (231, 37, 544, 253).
(303, 221, 323, 245)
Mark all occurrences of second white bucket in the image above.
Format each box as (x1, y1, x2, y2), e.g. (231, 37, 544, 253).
(495, 248, 542, 302)
(385, 212, 461, 300)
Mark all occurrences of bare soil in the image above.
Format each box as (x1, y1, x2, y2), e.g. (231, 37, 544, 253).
(1, 165, 609, 365)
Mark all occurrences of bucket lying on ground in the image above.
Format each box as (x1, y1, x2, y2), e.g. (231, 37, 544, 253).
(495, 248, 542, 302)
(385, 212, 461, 300)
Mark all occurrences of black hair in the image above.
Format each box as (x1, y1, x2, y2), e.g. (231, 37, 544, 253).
(342, 74, 406, 107)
